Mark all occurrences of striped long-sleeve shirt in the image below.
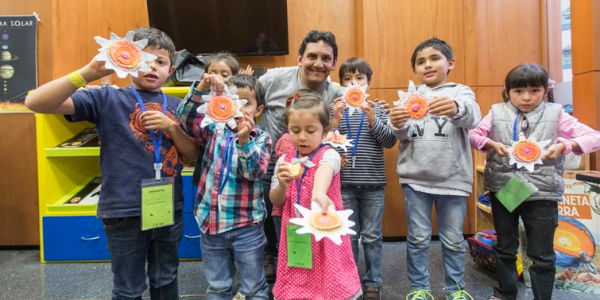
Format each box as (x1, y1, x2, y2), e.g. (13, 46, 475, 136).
(330, 104, 397, 186)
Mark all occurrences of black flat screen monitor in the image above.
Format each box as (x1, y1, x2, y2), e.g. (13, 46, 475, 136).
(147, 0, 289, 57)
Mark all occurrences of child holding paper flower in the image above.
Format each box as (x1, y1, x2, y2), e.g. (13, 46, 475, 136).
(270, 89, 362, 300)
(468, 63, 600, 300)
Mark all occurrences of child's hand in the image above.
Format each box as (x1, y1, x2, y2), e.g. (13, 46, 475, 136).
(429, 96, 458, 118)
(198, 73, 225, 93)
(543, 143, 565, 160)
(311, 191, 334, 212)
(340, 153, 348, 169)
(376, 98, 391, 114)
(487, 141, 510, 157)
(363, 100, 377, 126)
(140, 111, 177, 134)
(237, 110, 255, 146)
(239, 65, 254, 75)
(276, 162, 294, 188)
(389, 106, 409, 128)
(80, 59, 115, 83)
(332, 97, 345, 122)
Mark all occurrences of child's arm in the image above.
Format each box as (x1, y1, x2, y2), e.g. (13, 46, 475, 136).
(468, 112, 510, 156)
(25, 60, 113, 114)
(275, 133, 295, 158)
(365, 102, 397, 148)
(311, 149, 340, 212)
(270, 158, 293, 206)
(141, 111, 199, 161)
(388, 106, 413, 141)
(430, 85, 481, 129)
(312, 165, 335, 212)
(543, 111, 600, 159)
(236, 111, 272, 181)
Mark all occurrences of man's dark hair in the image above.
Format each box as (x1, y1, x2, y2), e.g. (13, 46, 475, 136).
(338, 57, 373, 83)
(410, 37, 453, 72)
(298, 30, 338, 60)
(226, 74, 266, 107)
(132, 27, 177, 67)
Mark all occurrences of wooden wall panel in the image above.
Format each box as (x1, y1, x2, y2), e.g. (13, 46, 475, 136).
(0, 0, 52, 246)
(360, 0, 466, 89)
(238, 0, 357, 79)
(52, 0, 149, 87)
(571, 0, 600, 74)
(464, 0, 544, 87)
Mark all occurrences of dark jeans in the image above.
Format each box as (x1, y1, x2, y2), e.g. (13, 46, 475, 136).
(262, 178, 279, 257)
(490, 194, 558, 300)
(103, 211, 183, 300)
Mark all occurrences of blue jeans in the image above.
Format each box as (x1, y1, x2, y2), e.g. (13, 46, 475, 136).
(103, 211, 183, 300)
(200, 222, 269, 300)
(490, 194, 558, 300)
(402, 185, 467, 294)
(341, 186, 385, 288)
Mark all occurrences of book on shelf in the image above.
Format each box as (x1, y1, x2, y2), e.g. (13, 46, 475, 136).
(66, 177, 101, 205)
(55, 128, 99, 148)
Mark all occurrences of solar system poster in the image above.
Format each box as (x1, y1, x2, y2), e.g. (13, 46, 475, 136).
(0, 15, 37, 113)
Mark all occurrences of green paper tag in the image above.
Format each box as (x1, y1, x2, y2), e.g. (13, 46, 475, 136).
(141, 178, 174, 231)
(496, 174, 535, 212)
(286, 224, 312, 269)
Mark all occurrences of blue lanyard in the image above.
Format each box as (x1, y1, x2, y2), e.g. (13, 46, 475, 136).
(217, 129, 238, 197)
(344, 108, 365, 167)
(129, 85, 167, 180)
(294, 147, 322, 205)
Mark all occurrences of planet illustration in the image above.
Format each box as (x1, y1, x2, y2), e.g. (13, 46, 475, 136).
(0, 51, 18, 61)
(0, 65, 14, 79)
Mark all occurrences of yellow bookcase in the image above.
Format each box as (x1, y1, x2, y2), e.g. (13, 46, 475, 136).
(36, 87, 198, 262)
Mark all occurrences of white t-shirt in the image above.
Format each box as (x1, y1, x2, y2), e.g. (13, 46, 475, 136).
(270, 149, 341, 191)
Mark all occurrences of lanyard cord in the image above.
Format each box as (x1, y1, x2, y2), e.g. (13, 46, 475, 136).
(344, 108, 365, 165)
(130, 85, 167, 180)
(294, 147, 322, 205)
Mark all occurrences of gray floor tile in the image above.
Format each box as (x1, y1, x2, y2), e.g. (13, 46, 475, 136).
(1, 241, 599, 300)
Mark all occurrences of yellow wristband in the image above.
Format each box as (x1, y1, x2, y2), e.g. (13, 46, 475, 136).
(68, 70, 87, 88)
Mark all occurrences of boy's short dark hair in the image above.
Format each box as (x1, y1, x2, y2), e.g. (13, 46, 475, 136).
(338, 57, 373, 82)
(502, 63, 549, 102)
(411, 37, 453, 72)
(204, 52, 240, 75)
(226, 74, 265, 107)
(298, 30, 338, 60)
(132, 27, 177, 67)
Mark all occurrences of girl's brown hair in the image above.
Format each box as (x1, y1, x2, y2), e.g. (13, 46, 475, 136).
(284, 89, 329, 128)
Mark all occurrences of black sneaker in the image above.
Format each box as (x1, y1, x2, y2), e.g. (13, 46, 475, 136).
(264, 257, 276, 283)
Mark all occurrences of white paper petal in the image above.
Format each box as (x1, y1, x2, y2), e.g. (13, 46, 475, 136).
(289, 203, 355, 245)
(124, 30, 136, 41)
(134, 39, 148, 50)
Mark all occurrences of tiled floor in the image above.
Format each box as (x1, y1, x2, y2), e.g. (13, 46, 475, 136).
(1, 241, 598, 300)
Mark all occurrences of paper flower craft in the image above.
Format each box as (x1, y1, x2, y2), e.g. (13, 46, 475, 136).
(508, 133, 551, 172)
(393, 80, 433, 124)
(340, 80, 369, 116)
(290, 202, 356, 245)
(322, 130, 354, 152)
(94, 31, 157, 78)
(197, 85, 247, 131)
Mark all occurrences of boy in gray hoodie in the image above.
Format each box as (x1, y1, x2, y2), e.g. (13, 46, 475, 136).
(388, 38, 481, 300)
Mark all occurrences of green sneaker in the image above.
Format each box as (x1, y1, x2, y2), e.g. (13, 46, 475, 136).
(406, 289, 434, 300)
(446, 289, 474, 300)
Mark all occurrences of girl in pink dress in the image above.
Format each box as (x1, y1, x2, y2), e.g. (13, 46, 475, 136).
(270, 89, 362, 300)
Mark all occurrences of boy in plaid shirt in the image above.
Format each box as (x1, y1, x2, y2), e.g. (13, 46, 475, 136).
(180, 74, 272, 299)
